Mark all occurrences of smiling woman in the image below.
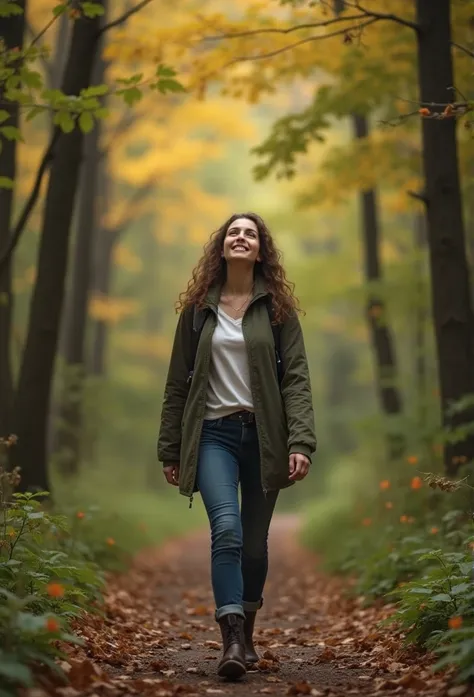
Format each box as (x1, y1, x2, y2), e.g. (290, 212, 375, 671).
(157, 212, 316, 681)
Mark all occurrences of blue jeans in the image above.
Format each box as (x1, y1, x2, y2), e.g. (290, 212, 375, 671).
(197, 417, 279, 621)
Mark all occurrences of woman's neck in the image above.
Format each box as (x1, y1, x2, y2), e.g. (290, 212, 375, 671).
(223, 265, 254, 296)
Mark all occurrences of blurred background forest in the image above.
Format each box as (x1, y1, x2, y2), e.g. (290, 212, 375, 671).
(1, 0, 473, 548)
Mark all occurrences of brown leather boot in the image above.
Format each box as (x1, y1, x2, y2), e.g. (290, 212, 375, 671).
(217, 614, 246, 680)
(243, 611, 259, 666)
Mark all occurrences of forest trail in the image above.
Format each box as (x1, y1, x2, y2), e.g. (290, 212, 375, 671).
(51, 515, 458, 697)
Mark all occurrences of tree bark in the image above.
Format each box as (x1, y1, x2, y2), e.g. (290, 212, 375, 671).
(12, 5, 105, 492)
(413, 212, 429, 435)
(89, 225, 117, 377)
(0, 1, 26, 439)
(54, 41, 106, 475)
(415, 0, 474, 475)
(353, 114, 404, 459)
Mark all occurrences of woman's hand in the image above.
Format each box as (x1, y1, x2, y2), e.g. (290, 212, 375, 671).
(289, 453, 310, 481)
(163, 463, 180, 486)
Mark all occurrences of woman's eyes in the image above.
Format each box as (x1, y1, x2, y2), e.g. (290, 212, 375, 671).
(228, 229, 256, 238)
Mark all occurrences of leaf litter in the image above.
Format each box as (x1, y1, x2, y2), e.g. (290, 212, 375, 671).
(21, 514, 460, 697)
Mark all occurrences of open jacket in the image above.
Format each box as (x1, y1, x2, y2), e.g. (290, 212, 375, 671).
(157, 276, 316, 498)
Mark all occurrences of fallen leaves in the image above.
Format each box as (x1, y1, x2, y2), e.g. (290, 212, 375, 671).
(25, 517, 460, 697)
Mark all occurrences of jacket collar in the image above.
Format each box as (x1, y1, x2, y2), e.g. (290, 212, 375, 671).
(205, 273, 268, 309)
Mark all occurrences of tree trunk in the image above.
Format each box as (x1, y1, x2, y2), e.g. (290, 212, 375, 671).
(12, 5, 105, 492)
(54, 42, 106, 476)
(89, 225, 117, 377)
(0, 2, 26, 440)
(353, 114, 404, 459)
(413, 212, 429, 435)
(51, 12, 70, 90)
(415, 0, 474, 475)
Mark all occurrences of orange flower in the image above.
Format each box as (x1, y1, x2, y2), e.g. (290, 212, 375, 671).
(406, 455, 418, 465)
(106, 537, 115, 546)
(411, 476, 423, 490)
(76, 511, 85, 520)
(45, 617, 60, 632)
(419, 107, 431, 116)
(430, 527, 439, 535)
(400, 515, 408, 523)
(385, 501, 393, 510)
(407, 516, 416, 524)
(361, 518, 372, 527)
(469, 541, 474, 551)
(46, 583, 65, 598)
(379, 480, 390, 491)
(448, 616, 463, 630)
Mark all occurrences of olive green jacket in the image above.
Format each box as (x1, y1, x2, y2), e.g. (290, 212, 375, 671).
(157, 277, 316, 498)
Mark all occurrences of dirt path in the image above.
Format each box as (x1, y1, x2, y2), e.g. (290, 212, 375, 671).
(57, 515, 459, 697)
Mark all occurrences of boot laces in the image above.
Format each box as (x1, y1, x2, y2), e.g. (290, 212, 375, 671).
(225, 615, 242, 644)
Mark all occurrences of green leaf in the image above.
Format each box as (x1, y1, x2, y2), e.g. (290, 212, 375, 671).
(119, 86, 142, 107)
(26, 106, 44, 122)
(53, 2, 68, 16)
(20, 68, 42, 89)
(78, 111, 94, 134)
(451, 582, 471, 595)
(0, 658, 32, 686)
(431, 593, 453, 602)
(0, 110, 10, 124)
(155, 64, 177, 78)
(94, 107, 109, 119)
(156, 78, 186, 95)
(81, 84, 108, 98)
(54, 111, 75, 133)
(27, 511, 44, 520)
(0, 1, 23, 17)
(80, 2, 105, 17)
(0, 176, 14, 189)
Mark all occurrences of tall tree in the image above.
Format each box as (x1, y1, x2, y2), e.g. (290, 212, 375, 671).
(192, 0, 473, 474)
(353, 114, 404, 458)
(0, 1, 26, 439)
(12, 5, 106, 491)
(415, 0, 474, 474)
(54, 29, 107, 475)
(333, 1, 404, 457)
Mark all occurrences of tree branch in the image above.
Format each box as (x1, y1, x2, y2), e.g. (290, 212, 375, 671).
(0, 131, 59, 271)
(452, 41, 474, 59)
(344, 0, 419, 31)
(407, 189, 428, 205)
(201, 12, 368, 41)
(99, 0, 155, 34)
(224, 18, 378, 65)
(25, 20, 54, 85)
(29, 3, 69, 47)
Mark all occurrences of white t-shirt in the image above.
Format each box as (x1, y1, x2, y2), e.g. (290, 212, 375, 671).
(204, 307, 254, 420)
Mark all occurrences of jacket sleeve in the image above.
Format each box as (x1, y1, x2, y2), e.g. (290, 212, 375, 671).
(157, 306, 194, 465)
(280, 311, 317, 461)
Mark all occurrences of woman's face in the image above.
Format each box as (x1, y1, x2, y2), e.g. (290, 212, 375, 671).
(222, 217, 261, 265)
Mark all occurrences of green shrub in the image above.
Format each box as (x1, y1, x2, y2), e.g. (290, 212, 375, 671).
(0, 441, 118, 696)
(387, 546, 474, 647)
(434, 625, 474, 683)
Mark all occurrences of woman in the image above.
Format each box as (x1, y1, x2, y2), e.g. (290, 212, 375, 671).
(158, 212, 316, 680)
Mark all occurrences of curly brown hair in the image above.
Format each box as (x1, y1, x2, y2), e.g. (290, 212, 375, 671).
(176, 212, 301, 324)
